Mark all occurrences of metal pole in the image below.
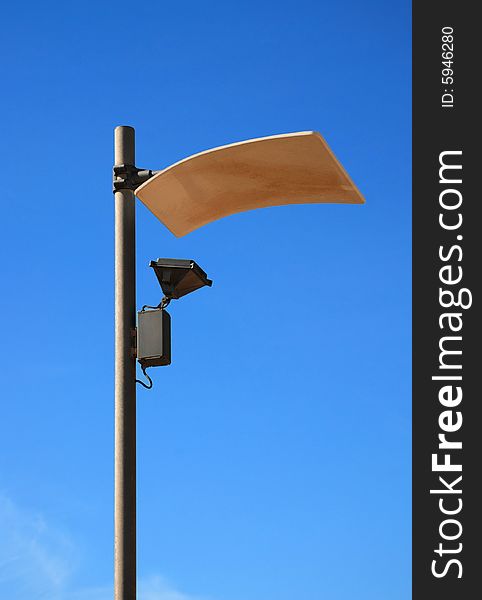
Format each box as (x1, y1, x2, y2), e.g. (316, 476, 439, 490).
(114, 126, 136, 600)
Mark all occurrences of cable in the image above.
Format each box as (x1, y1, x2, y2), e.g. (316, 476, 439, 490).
(140, 304, 159, 312)
(140, 296, 171, 312)
(159, 296, 171, 309)
(136, 365, 153, 389)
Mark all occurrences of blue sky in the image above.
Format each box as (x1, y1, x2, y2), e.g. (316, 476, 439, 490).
(0, 1, 411, 599)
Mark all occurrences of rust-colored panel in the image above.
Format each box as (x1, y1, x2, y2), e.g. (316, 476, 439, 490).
(135, 131, 364, 237)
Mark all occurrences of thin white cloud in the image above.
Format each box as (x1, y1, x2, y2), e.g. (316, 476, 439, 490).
(139, 575, 205, 600)
(0, 493, 208, 600)
(0, 493, 75, 599)
(65, 576, 206, 600)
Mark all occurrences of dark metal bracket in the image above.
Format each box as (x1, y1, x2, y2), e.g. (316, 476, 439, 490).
(130, 327, 137, 358)
(113, 164, 156, 192)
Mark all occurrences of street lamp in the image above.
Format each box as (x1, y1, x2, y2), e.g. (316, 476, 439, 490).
(135, 259, 212, 380)
(113, 126, 364, 600)
(149, 258, 212, 300)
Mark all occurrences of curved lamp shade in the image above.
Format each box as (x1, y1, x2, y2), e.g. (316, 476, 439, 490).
(135, 131, 364, 237)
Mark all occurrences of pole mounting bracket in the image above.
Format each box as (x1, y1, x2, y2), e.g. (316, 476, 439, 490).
(113, 164, 155, 192)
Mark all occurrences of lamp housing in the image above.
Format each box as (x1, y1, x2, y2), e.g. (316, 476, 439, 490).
(150, 258, 212, 300)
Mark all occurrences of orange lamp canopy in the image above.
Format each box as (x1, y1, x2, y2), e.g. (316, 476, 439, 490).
(135, 131, 364, 237)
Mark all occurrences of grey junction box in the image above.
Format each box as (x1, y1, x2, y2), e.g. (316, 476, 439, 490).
(137, 308, 171, 367)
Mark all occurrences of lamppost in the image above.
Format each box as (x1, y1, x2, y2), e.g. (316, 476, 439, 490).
(112, 125, 364, 600)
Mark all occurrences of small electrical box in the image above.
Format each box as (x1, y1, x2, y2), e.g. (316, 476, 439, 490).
(137, 309, 171, 367)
